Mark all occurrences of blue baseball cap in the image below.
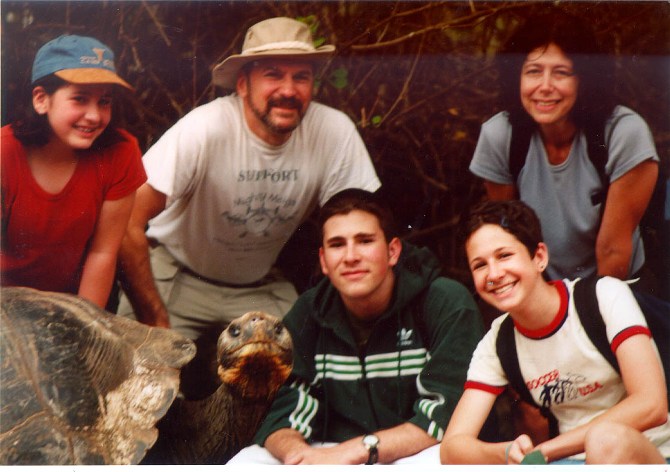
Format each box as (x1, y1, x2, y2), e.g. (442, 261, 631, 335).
(31, 35, 132, 90)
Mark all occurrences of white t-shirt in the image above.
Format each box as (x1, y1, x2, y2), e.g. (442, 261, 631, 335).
(144, 95, 380, 284)
(469, 106, 659, 280)
(466, 277, 670, 458)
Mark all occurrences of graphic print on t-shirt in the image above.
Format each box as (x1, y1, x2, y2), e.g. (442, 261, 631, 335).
(530, 369, 604, 410)
(220, 191, 297, 238)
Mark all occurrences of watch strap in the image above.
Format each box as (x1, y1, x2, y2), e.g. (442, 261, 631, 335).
(366, 447, 378, 465)
(363, 435, 379, 465)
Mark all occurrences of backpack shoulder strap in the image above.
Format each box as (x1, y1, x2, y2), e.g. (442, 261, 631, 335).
(584, 112, 630, 194)
(508, 123, 533, 184)
(495, 315, 533, 405)
(496, 314, 560, 438)
(584, 126, 609, 185)
(572, 275, 619, 373)
(583, 124, 611, 209)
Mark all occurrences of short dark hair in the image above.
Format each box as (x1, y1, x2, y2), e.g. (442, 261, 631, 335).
(497, 6, 615, 132)
(463, 200, 543, 257)
(11, 74, 125, 150)
(318, 188, 397, 243)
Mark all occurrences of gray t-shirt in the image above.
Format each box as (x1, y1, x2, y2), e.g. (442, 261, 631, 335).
(470, 106, 658, 280)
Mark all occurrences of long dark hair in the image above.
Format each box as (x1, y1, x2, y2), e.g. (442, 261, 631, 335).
(497, 6, 616, 133)
(11, 74, 125, 150)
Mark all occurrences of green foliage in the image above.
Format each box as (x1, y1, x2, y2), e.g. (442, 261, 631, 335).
(296, 15, 326, 48)
(328, 67, 349, 89)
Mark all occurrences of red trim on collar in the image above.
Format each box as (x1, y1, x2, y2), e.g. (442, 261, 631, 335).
(514, 281, 568, 339)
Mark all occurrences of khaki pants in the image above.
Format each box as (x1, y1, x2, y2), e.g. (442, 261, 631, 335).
(117, 245, 299, 399)
(117, 244, 299, 340)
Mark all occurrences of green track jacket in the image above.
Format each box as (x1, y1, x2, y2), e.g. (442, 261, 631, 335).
(254, 242, 484, 445)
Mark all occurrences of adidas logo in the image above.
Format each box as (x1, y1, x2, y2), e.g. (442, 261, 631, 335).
(397, 327, 413, 347)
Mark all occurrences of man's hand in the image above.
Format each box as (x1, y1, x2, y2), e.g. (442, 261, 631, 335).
(267, 423, 436, 464)
(284, 440, 366, 465)
(266, 429, 366, 464)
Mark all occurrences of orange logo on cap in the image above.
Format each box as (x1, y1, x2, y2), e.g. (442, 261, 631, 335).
(79, 47, 113, 68)
(93, 48, 105, 62)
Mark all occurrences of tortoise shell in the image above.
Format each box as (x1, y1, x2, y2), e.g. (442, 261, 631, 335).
(0, 287, 196, 465)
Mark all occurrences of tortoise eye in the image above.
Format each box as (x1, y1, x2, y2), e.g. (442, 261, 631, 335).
(274, 323, 284, 335)
(229, 326, 241, 337)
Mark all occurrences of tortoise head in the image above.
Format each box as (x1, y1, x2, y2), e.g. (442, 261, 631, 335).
(216, 311, 293, 400)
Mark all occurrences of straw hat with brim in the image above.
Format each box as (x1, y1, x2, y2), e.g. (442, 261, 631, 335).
(212, 17, 335, 89)
(31, 34, 133, 90)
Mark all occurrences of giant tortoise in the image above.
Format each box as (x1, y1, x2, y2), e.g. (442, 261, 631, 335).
(0, 287, 293, 465)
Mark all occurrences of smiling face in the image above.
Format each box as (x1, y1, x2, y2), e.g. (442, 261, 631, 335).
(32, 83, 113, 150)
(237, 59, 314, 146)
(520, 42, 579, 131)
(319, 209, 401, 319)
(466, 224, 548, 314)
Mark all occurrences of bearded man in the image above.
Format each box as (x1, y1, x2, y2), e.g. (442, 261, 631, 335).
(117, 17, 379, 398)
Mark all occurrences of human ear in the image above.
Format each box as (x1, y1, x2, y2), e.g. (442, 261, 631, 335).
(387, 237, 402, 267)
(236, 73, 248, 98)
(32, 86, 49, 115)
(318, 246, 329, 276)
(533, 242, 550, 271)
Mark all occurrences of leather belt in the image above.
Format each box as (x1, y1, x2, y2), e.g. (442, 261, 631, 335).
(181, 266, 267, 289)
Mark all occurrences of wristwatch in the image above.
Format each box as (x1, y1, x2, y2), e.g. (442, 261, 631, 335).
(362, 434, 380, 465)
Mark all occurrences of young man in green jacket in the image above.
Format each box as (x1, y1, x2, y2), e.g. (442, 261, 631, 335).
(228, 188, 485, 464)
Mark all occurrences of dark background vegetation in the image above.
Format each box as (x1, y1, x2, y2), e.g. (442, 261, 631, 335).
(2, 0, 669, 296)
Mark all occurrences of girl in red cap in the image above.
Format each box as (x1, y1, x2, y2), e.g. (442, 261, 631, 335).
(1, 35, 146, 308)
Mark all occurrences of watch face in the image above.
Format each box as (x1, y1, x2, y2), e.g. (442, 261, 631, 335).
(363, 435, 379, 448)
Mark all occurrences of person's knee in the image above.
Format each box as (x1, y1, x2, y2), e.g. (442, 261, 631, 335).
(584, 422, 638, 464)
(585, 421, 665, 464)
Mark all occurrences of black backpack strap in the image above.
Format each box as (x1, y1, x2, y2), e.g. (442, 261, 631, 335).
(572, 276, 619, 373)
(496, 315, 559, 438)
(584, 125, 609, 184)
(583, 124, 610, 207)
(508, 122, 533, 184)
(583, 113, 629, 208)
(496, 316, 532, 405)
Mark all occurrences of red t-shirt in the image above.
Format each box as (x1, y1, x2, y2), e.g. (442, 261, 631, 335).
(1, 125, 147, 294)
